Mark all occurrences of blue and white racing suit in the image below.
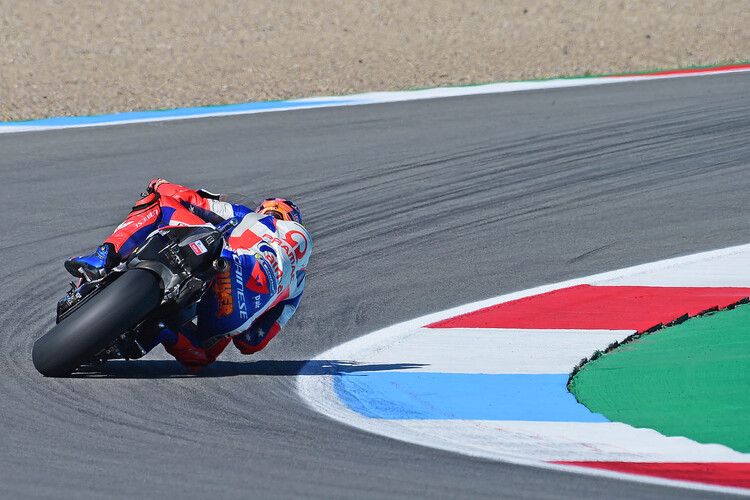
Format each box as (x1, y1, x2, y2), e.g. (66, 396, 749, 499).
(193, 212, 311, 362)
(102, 181, 311, 369)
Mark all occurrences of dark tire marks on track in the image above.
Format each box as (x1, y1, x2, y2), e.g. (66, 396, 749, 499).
(1, 72, 748, 499)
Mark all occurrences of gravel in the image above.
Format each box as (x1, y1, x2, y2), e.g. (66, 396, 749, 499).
(1, 0, 748, 121)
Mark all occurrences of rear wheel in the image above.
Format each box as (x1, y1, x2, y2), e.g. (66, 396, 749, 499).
(32, 269, 162, 377)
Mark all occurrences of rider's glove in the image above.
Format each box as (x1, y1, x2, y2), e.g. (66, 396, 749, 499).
(147, 178, 169, 194)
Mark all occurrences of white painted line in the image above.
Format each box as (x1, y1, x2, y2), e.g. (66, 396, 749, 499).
(297, 242, 750, 493)
(348, 327, 632, 374)
(2, 65, 748, 133)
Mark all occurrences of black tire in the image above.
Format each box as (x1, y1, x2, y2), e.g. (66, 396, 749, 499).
(32, 269, 163, 377)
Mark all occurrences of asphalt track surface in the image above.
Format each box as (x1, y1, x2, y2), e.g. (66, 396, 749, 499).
(1, 71, 749, 499)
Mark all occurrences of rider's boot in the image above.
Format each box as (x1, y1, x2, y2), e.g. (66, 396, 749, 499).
(64, 243, 119, 280)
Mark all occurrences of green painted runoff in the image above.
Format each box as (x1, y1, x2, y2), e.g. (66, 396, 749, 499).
(569, 304, 750, 453)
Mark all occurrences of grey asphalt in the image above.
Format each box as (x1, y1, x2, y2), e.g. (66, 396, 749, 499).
(1, 71, 749, 499)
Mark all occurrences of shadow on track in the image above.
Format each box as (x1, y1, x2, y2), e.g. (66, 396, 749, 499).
(71, 359, 427, 379)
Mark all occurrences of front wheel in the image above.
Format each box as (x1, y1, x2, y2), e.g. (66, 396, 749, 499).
(32, 269, 162, 377)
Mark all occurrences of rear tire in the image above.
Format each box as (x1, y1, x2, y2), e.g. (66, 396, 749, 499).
(32, 269, 162, 377)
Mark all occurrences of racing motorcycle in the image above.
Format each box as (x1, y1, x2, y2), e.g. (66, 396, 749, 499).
(32, 217, 240, 377)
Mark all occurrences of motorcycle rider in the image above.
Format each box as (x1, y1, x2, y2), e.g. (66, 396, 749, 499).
(64, 178, 311, 370)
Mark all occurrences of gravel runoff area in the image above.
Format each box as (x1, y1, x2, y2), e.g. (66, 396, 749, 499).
(1, 0, 748, 122)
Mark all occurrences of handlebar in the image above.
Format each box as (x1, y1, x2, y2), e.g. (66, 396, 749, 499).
(216, 217, 240, 236)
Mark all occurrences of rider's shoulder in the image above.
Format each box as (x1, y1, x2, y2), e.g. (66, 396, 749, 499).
(231, 212, 271, 233)
(235, 213, 308, 236)
(274, 218, 307, 232)
(236, 212, 265, 226)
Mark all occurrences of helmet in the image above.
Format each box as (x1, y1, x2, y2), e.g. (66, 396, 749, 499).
(255, 198, 304, 225)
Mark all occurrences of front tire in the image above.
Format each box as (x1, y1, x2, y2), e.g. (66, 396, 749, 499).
(32, 269, 162, 377)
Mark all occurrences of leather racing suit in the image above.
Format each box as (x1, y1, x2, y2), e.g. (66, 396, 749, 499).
(101, 181, 311, 369)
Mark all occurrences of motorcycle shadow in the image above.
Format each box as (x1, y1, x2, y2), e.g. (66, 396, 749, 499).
(73, 359, 428, 379)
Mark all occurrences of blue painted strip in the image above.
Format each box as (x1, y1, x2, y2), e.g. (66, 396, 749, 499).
(333, 372, 609, 422)
(0, 99, 358, 128)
